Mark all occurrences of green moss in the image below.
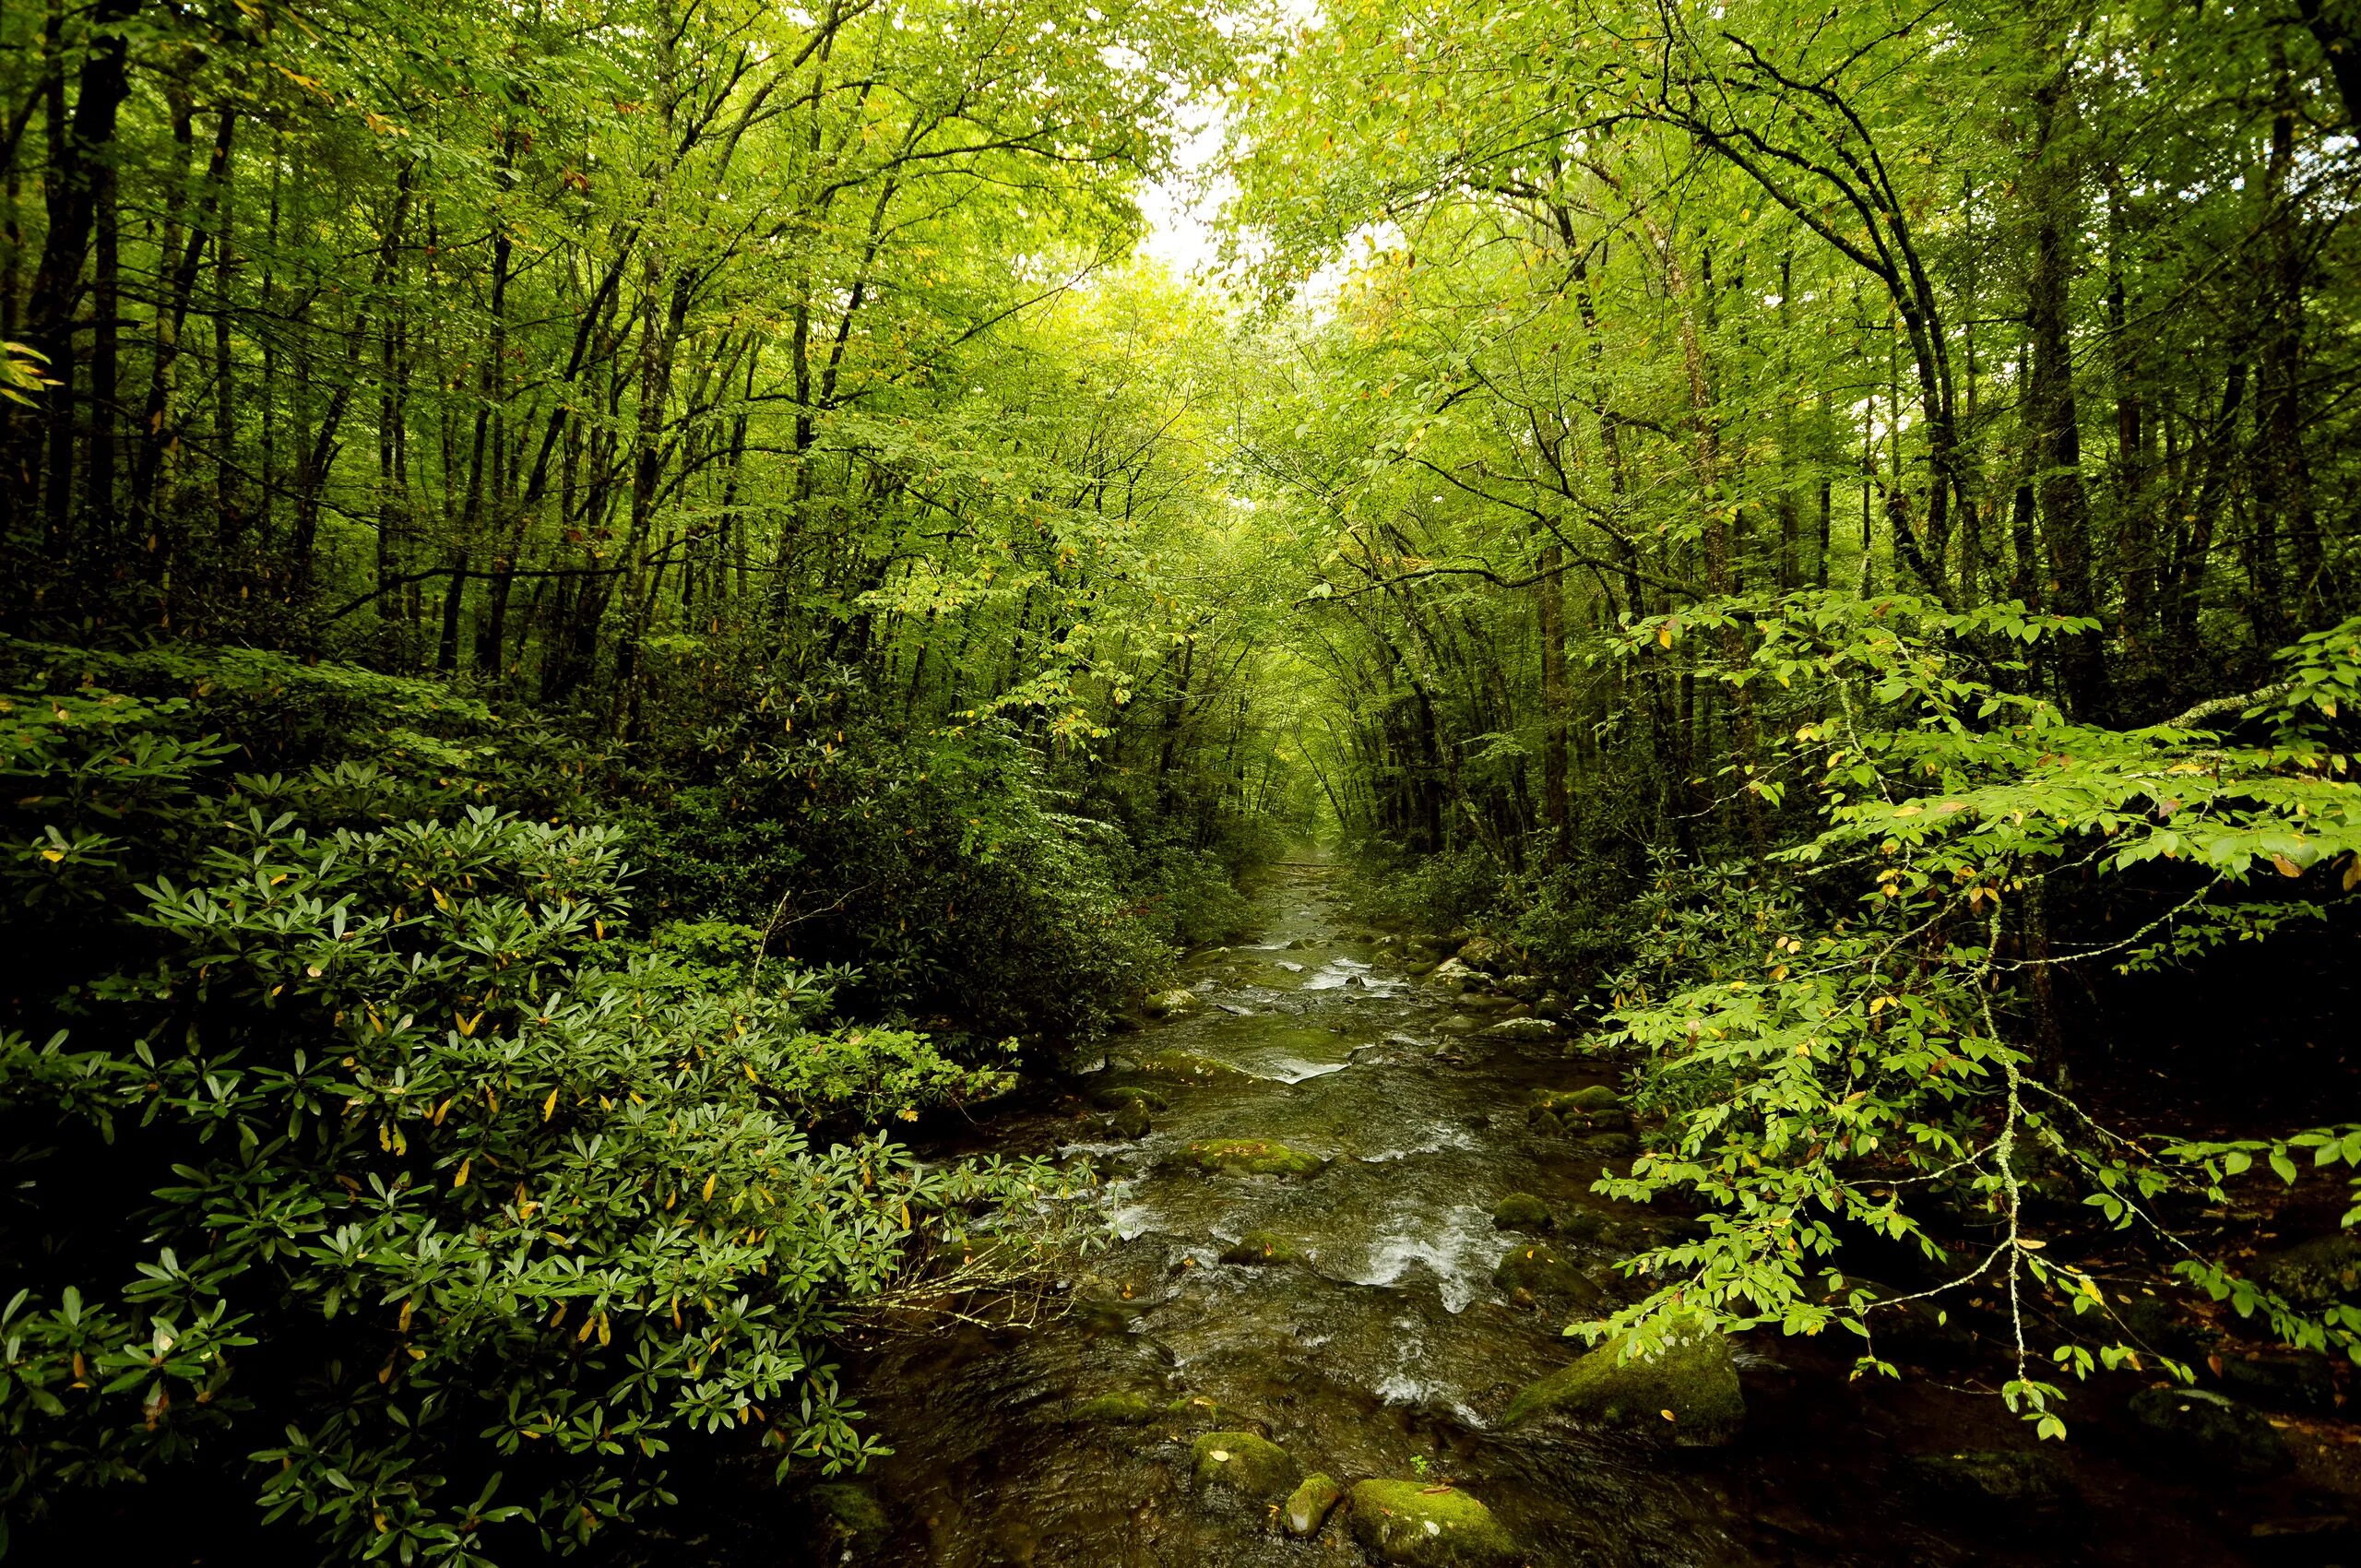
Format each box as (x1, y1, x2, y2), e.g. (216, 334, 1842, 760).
(1135, 1051, 1252, 1084)
(1490, 1192, 1552, 1231)
(1502, 1320, 1744, 1445)
(1109, 1099, 1152, 1139)
(1285, 1472, 1345, 1538)
(1069, 1390, 1160, 1424)
(1489, 1240, 1593, 1305)
(1191, 1431, 1300, 1499)
(1346, 1479, 1517, 1566)
(1186, 1137, 1323, 1177)
(809, 1482, 890, 1550)
(1219, 1229, 1310, 1265)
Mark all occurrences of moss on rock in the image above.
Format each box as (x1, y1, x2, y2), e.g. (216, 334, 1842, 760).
(1220, 1229, 1310, 1265)
(1135, 1051, 1253, 1084)
(1346, 1479, 1517, 1566)
(1109, 1099, 1152, 1139)
(1069, 1390, 1161, 1424)
(1185, 1137, 1323, 1178)
(1191, 1431, 1299, 1499)
(2126, 1386, 2293, 1479)
(809, 1482, 890, 1552)
(1502, 1320, 1744, 1444)
(1285, 1472, 1345, 1538)
(1490, 1192, 1553, 1231)
(1489, 1240, 1594, 1306)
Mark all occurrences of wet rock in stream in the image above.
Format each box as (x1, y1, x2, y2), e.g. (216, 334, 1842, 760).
(1191, 1431, 1300, 1499)
(1134, 1050, 1256, 1084)
(1185, 1136, 1325, 1177)
(2125, 1385, 2295, 1478)
(1347, 1479, 1518, 1566)
(1068, 1389, 1163, 1424)
(1109, 1098, 1152, 1139)
(1903, 1447, 2082, 1527)
(1502, 1320, 1745, 1444)
(1489, 1240, 1596, 1307)
(1489, 1192, 1552, 1231)
(1284, 1470, 1345, 1536)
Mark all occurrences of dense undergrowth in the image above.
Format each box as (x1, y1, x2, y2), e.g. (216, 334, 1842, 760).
(0, 636, 1268, 1562)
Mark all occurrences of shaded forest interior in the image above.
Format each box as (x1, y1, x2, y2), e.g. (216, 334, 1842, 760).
(5, 0, 2361, 1560)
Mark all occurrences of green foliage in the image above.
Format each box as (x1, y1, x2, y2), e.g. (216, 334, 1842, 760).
(0, 647, 1091, 1562)
(1582, 599, 2361, 1436)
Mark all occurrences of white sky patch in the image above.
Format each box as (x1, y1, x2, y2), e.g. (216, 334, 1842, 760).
(1137, 108, 1231, 278)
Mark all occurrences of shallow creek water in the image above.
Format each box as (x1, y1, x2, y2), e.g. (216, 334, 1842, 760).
(816, 862, 2291, 1567)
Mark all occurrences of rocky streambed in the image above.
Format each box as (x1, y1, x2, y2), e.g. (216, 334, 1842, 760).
(769, 861, 2361, 1566)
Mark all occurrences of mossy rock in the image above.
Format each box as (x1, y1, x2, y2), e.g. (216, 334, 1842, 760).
(1490, 1192, 1553, 1231)
(1503, 1320, 1744, 1444)
(1285, 1472, 1346, 1538)
(809, 1481, 891, 1552)
(1097, 1084, 1168, 1111)
(1347, 1479, 1517, 1566)
(1484, 1016, 1560, 1039)
(1577, 1132, 1637, 1165)
(1191, 1431, 1299, 1499)
(1186, 1137, 1324, 1178)
(1904, 1449, 2080, 1524)
(2216, 1351, 2337, 1413)
(1490, 1240, 1594, 1305)
(1070, 1390, 1162, 1424)
(2260, 1233, 2361, 1309)
(1136, 1051, 1252, 1084)
(1109, 1099, 1152, 1139)
(1220, 1229, 1310, 1265)
(1144, 988, 1200, 1018)
(2125, 1386, 2293, 1479)
(1454, 936, 1515, 975)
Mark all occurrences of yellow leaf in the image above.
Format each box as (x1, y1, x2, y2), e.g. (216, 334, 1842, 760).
(543, 1087, 560, 1121)
(701, 1172, 717, 1202)
(1655, 622, 1673, 648)
(454, 1159, 470, 1188)
(2272, 853, 2303, 878)
(40, 849, 62, 862)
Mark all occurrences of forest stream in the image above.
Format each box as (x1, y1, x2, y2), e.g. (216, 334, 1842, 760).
(805, 862, 2308, 1568)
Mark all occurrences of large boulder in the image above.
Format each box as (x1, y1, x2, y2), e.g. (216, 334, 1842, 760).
(1494, 973, 1546, 1001)
(1484, 1017, 1560, 1040)
(1185, 1138, 1324, 1178)
(1455, 936, 1515, 975)
(1192, 1431, 1299, 1499)
(1490, 1241, 1596, 1308)
(1903, 1449, 2080, 1529)
(1109, 1099, 1152, 1139)
(2215, 1351, 2337, 1414)
(1503, 1320, 1744, 1445)
(1490, 1192, 1553, 1232)
(2125, 1386, 2293, 1479)
(1347, 1479, 1518, 1566)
